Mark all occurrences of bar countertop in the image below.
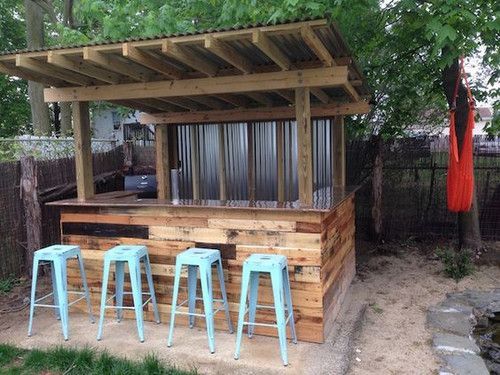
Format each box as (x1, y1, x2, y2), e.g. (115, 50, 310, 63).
(48, 186, 358, 212)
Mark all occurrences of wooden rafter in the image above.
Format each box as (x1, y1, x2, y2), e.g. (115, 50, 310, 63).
(162, 40, 218, 77)
(44, 66, 349, 102)
(251, 30, 292, 70)
(204, 35, 253, 74)
(83, 47, 152, 82)
(274, 90, 295, 104)
(16, 55, 97, 86)
(188, 96, 227, 110)
(157, 97, 202, 111)
(0, 61, 65, 86)
(300, 26, 335, 67)
(47, 52, 122, 85)
(246, 92, 273, 107)
(310, 88, 330, 104)
(342, 81, 360, 102)
(139, 101, 371, 124)
(123, 43, 183, 80)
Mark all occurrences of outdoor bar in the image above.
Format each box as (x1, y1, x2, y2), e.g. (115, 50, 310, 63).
(0, 17, 370, 343)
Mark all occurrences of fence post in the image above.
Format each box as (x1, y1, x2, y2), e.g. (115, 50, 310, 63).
(20, 156, 42, 277)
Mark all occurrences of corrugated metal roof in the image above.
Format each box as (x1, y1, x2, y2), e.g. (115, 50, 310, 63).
(0, 15, 325, 56)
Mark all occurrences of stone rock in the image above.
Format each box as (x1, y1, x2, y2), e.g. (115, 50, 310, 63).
(427, 310, 472, 336)
(433, 333, 479, 355)
(440, 353, 489, 375)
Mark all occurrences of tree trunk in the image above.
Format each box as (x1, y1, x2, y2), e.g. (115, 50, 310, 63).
(25, 0, 51, 135)
(371, 135, 383, 242)
(60, 103, 72, 135)
(442, 57, 482, 251)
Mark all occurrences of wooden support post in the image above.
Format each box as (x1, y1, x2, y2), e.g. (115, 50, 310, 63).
(296, 88, 313, 205)
(247, 122, 255, 201)
(20, 156, 42, 277)
(73, 101, 94, 201)
(155, 125, 171, 200)
(190, 126, 200, 200)
(276, 121, 285, 202)
(331, 116, 346, 186)
(218, 124, 227, 200)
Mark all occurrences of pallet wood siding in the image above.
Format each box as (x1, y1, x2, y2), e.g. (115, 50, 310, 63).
(59, 194, 355, 343)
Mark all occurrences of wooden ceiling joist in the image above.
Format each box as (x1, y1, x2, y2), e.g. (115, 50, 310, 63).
(246, 92, 274, 107)
(187, 96, 228, 110)
(43, 66, 349, 103)
(47, 52, 122, 85)
(342, 82, 360, 102)
(300, 26, 335, 67)
(140, 101, 371, 124)
(274, 90, 295, 104)
(157, 97, 203, 111)
(16, 55, 98, 86)
(215, 94, 251, 108)
(83, 47, 151, 82)
(0, 61, 65, 87)
(204, 35, 253, 74)
(310, 88, 330, 104)
(251, 30, 292, 70)
(162, 40, 218, 77)
(123, 43, 183, 80)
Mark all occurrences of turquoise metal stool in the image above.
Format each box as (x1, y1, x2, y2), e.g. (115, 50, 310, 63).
(234, 254, 297, 366)
(28, 245, 94, 341)
(167, 248, 233, 353)
(97, 245, 160, 342)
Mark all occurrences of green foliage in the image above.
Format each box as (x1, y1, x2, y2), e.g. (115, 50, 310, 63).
(436, 247, 475, 281)
(0, 344, 196, 374)
(0, 276, 20, 295)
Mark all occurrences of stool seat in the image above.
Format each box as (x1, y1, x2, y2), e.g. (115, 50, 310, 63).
(244, 254, 287, 270)
(35, 245, 80, 260)
(28, 244, 94, 341)
(168, 247, 233, 353)
(177, 248, 220, 264)
(104, 245, 147, 260)
(97, 245, 159, 343)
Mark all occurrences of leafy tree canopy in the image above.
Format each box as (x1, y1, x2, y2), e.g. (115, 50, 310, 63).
(1, 0, 499, 136)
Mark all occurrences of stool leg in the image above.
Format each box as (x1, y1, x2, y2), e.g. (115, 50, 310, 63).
(187, 265, 197, 328)
(283, 265, 297, 344)
(234, 266, 251, 360)
(115, 261, 125, 322)
(54, 257, 69, 341)
(200, 263, 215, 353)
(77, 253, 95, 323)
(97, 258, 111, 341)
(271, 267, 288, 366)
(216, 256, 233, 333)
(167, 261, 182, 347)
(50, 261, 60, 321)
(247, 271, 260, 338)
(129, 259, 145, 342)
(27, 257, 40, 337)
(144, 254, 160, 324)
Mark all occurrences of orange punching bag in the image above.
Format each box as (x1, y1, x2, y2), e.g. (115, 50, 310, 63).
(447, 56, 475, 212)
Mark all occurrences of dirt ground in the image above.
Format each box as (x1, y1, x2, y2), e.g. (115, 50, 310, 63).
(1, 241, 499, 374)
(348, 240, 500, 375)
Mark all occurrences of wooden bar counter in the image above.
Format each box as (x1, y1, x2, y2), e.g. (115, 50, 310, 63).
(48, 187, 356, 343)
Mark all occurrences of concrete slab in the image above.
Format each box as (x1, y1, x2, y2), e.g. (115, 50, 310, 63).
(440, 353, 490, 375)
(0, 287, 366, 375)
(432, 333, 480, 355)
(427, 311, 472, 336)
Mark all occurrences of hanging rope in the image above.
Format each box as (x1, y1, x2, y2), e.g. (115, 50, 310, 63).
(447, 56, 475, 212)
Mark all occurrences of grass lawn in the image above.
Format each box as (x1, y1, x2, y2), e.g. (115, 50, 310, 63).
(0, 344, 196, 375)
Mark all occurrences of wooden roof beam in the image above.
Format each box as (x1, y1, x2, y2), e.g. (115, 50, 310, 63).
(215, 94, 251, 108)
(251, 30, 292, 70)
(47, 52, 122, 84)
(157, 97, 203, 111)
(343, 81, 360, 102)
(204, 35, 253, 74)
(83, 47, 152, 82)
(310, 88, 330, 104)
(0, 61, 65, 86)
(16, 55, 98, 86)
(300, 26, 335, 67)
(274, 90, 295, 104)
(188, 96, 228, 110)
(140, 101, 371, 124)
(162, 40, 218, 77)
(44, 66, 349, 102)
(122, 43, 183, 80)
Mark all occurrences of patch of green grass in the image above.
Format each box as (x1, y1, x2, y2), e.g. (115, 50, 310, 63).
(0, 344, 195, 375)
(436, 247, 474, 282)
(0, 277, 20, 295)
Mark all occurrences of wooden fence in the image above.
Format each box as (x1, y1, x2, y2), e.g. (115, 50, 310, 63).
(0, 146, 124, 278)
